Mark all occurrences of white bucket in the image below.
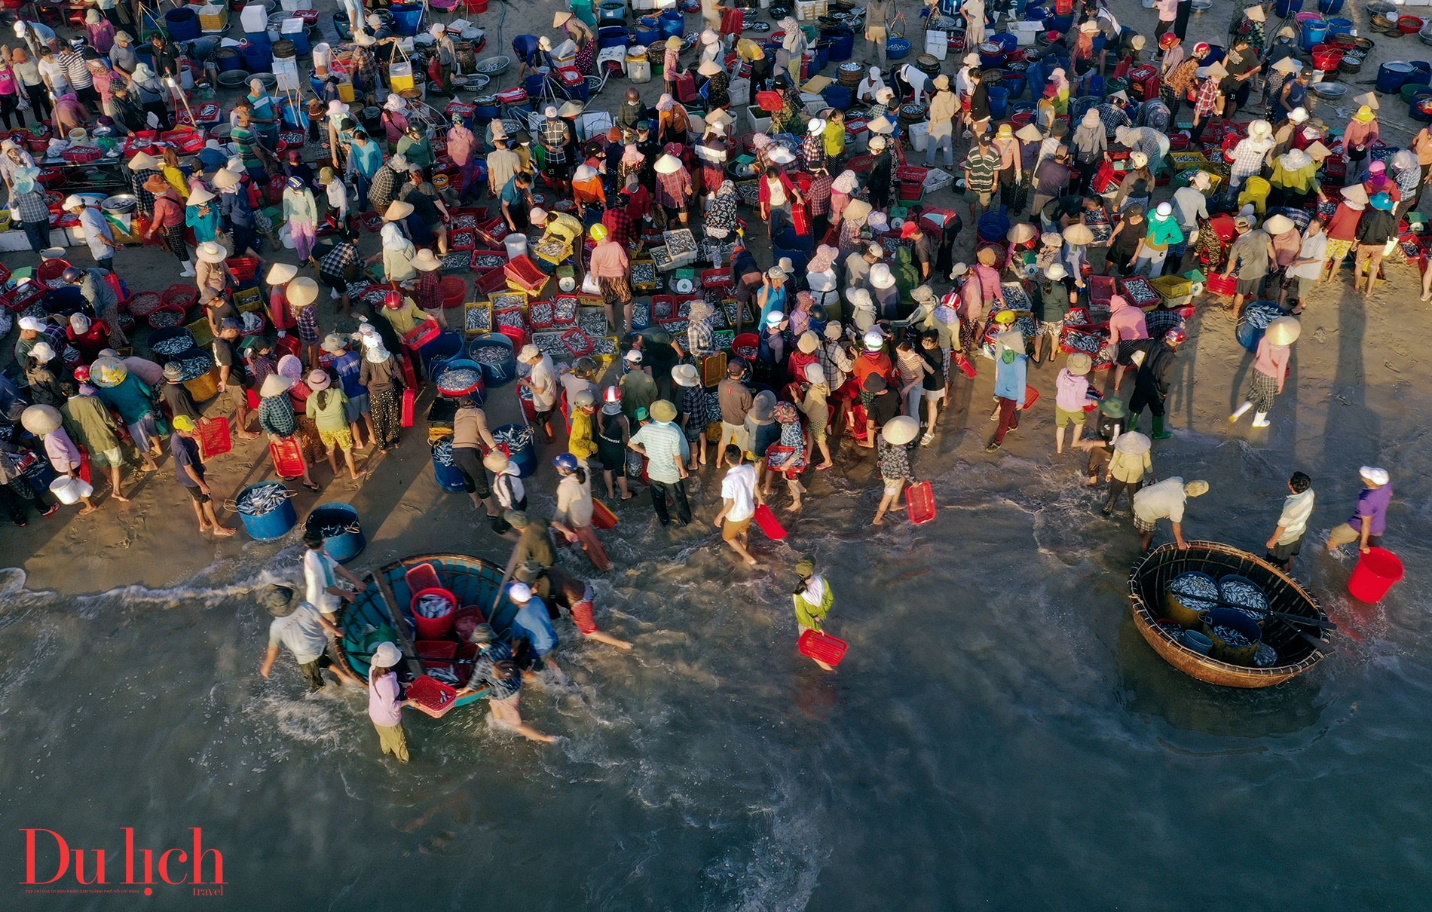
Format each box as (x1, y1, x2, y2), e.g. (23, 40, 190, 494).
(49, 476, 94, 505)
(505, 233, 528, 261)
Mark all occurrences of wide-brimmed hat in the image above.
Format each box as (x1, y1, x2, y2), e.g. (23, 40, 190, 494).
(1063, 224, 1094, 246)
(698, 59, 722, 77)
(20, 404, 62, 436)
(870, 263, 895, 288)
(796, 331, 820, 354)
(259, 373, 296, 398)
(321, 333, 348, 354)
(127, 151, 160, 170)
(384, 200, 414, 221)
(287, 277, 319, 306)
(267, 263, 298, 285)
(197, 241, 228, 263)
(483, 451, 510, 473)
(307, 368, 331, 391)
(1262, 213, 1295, 236)
(650, 399, 678, 422)
(654, 153, 683, 175)
(1007, 223, 1036, 245)
(413, 249, 442, 272)
(844, 199, 872, 221)
(1067, 352, 1092, 375)
(1184, 480, 1210, 497)
(823, 321, 843, 341)
(1265, 316, 1301, 346)
(1114, 431, 1151, 456)
(187, 187, 216, 207)
(750, 390, 776, 422)
(882, 415, 919, 446)
(1100, 398, 1127, 419)
(1359, 466, 1390, 486)
(671, 364, 700, 387)
(212, 168, 242, 190)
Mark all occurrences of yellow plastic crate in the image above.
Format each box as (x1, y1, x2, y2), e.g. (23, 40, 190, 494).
(463, 300, 492, 336)
(186, 316, 215, 348)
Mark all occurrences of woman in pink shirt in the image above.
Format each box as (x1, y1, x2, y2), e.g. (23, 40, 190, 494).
(1230, 318, 1297, 428)
(588, 225, 632, 333)
(367, 642, 415, 762)
(0, 56, 18, 129)
(1105, 295, 1149, 392)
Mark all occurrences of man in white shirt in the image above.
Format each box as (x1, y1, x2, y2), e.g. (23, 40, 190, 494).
(1265, 472, 1315, 571)
(257, 585, 361, 692)
(714, 445, 762, 565)
(301, 530, 367, 621)
(1132, 477, 1209, 552)
(518, 344, 560, 442)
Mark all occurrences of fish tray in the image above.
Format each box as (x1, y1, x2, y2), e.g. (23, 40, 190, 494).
(505, 255, 548, 294)
(1119, 276, 1160, 309)
(464, 301, 492, 336)
(450, 230, 476, 252)
(631, 258, 660, 292)
(529, 329, 569, 360)
(561, 327, 595, 357)
(528, 300, 555, 329)
(407, 674, 459, 718)
(470, 250, 508, 272)
(578, 306, 610, 338)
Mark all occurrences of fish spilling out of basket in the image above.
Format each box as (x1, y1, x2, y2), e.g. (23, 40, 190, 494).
(173, 353, 212, 381)
(432, 438, 456, 466)
(1210, 625, 1252, 647)
(151, 336, 194, 356)
(492, 425, 532, 448)
(149, 310, 184, 327)
(472, 347, 508, 364)
(235, 484, 292, 515)
(414, 592, 455, 619)
(437, 368, 481, 394)
(492, 292, 526, 310)
(466, 308, 491, 332)
(530, 331, 567, 357)
(361, 288, 391, 306)
(442, 252, 472, 272)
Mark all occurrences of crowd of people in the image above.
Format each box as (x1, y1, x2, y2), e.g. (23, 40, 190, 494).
(0, 0, 1407, 756)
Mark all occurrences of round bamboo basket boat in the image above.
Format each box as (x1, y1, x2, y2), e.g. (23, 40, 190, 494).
(1128, 541, 1329, 688)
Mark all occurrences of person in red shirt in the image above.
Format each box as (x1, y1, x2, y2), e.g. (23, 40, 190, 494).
(66, 312, 110, 363)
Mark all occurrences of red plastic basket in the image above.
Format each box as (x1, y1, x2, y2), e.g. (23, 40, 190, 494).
(798, 629, 849, 667)
(160, 127, 205, 154)
(147, 302, 188, 329)
(3, 282, 46, 313)
(402, 318, 442, 349)
(906, 480, 936, 525)
(450, 229, 476, 252)
(528, 300, 555, 329)
(36, 258, 72, 283)
(410, 586, 457, 639)
(561, 327, 595, 357)
(197, 416, 232, 459)
(504, 255, 548, 294)
(161, 283, 199, 311)
(475, 266, 510, 295)
(1206, 272, 1238, 296)
(415, 640, 460, 660)
(439, 275, 466, 309)
(406, 674, 459, 718)
(226, 256, 259, 282)
(61, 146, 102, 164)
(269, 437, 307, 479)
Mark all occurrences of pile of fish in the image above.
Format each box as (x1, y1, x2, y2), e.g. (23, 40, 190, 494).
(235, 483, 292, 515)
(1168, 572, 1220, 609)
(313, 521, 361, 537)
(529, 301, 554, 327)
(172, 352, 213, 381)
(553, 297, 579, 324)
(432, 437, 456, 466)
(1253, 643, 1280, 667)
(492, 292, 526, 310)
(495, 309, 526, 331)
(630, 301, 650, 327)
(529, 331, 567, 358)
(465, 307, 491, 333)
(437, 368, 481, 395)
(591, 337, 618, 357)
(151, 335, 195, 357)
(1210, 625, 1253, 648)
(413, 591, 455, 619)
(578, 308, 609, 338)
(1219, 576, 1269, 620)
(442, 252, 473, 273)
(451, 214, 479, 230)
(492, 425, 532, 449)
(631, 261, 657, 288)
(472, 346, 509, 365)
(149, 310, 184, 327)
(472, 253, 507, 271)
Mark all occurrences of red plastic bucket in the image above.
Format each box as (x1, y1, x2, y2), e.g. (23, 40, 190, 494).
(411, 586, 458, 638)
(1347, 547, 1404, 602)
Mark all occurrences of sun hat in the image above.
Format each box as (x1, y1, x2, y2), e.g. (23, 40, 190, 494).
(803, 362, 826, 385)
(143, 174, 169, 193)
(1114, 431, 1151, 456)
(370, 641, 401, 668)
(881, 415, 919, 446)
(483, 451, 510, 473)
(307, 369, 331, 391)
(197, 241, 228, 263)
(20, 404, 62, 436)
(264, 585, 298, 617)
(870, 263, 895, 288)
(950, 262, 969, 278)
(1371, 193, 1394, 211)
(413, 249, 442, 272)
(507, 581, 534, 605)
(1046, 263, 1068, 281)
(795, 331, 820, 354)
(824, 321, 843, 341)
(1184, 480, 1210, 497)
(911, 285, 937, 304)
(127, 151, 160, 170)
(844, 200, 873, 221)
(1353, 106, 1375, 124)
(765, 310, 785, 327)
(1130, 151, 1149, 169)
(187, 187, 215, 207)
(287, 277, 319, 306)
(1100, 398, 1128, 419)
(651, 399, 678, 422)
(321, 334, 348, 354)
(1262, 213, 1295, 235)
(1264, 316, 1301, 346)
(1007, 224, 1037, 244)
(1063, 224, 1094, 246)
(654, 153, 683, 174)
(28, 341, 56, 364)
(1154, 202, 1173, 220)
(1066, 352, 1092, 375)
(672, 364, 700, 387)
(977, 247, 1000, 266)
(863, 373, 887, 392)
(384, 200, 414, 221)
(624, 349, 643, 363)
(1360, 466, 1390, 486)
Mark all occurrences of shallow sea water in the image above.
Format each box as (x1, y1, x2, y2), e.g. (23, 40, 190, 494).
(3, 431, 1431, 911)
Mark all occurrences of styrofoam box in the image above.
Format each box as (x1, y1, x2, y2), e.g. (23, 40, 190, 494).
(925, 32, 948, 61)
(239, 3, 268, 32)
(907, 121, 929, 151)
(728, 77, 751, 107)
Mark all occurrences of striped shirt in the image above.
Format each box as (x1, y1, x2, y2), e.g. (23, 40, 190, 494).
(630, 420, 686, 483)
(964, 148, 1001, 193)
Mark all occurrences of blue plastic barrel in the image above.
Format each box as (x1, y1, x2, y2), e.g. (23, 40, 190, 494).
(493, 424, 537, 477)
(635, 18, 660, 45)
(1410, 60, 1432, 84)
(470, 333, 516, 386)
(1300, 18, 1327, 52)
(813, 42, 830, 73)
(1377, 62, 1414, 95)
(988, 85, 1009, 119)
(280, 97, 309, 129)
(421, 330, 464, 372)
(305, 502, 365, 562)
(598, 25, 627, 49)
(600, 1, 626, 22)
(1026, 6, 1047, 22)
(979, 45, 1005, 69)
(1326, 17, 1353, 36)
(1275, 0, 1303, 17)
(1236, 301, 1287, 352)
(886, 37, 911, 59)
(822, 84, 853, 109)
(977, 210, 1011, 244)
(286, 29, 311, 55)
(239, 38, 272, 73)
(1411, 89, 1432, 123)
(434, 357, 487, 405)
(992, 33, 1018, 53)
(659, 9, 683, 38)
(1049, 13, 1073, 32)
(390, 2, 425, 36)
(165, 7, 201, 41)
(525, 69, 548, 98)
(431, 436, 468, 491)
(215, 47, 243, 73)
(1316, 0, 1341, 13)
(236, 482, 297, 541)
(823, 27, 855, 62)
